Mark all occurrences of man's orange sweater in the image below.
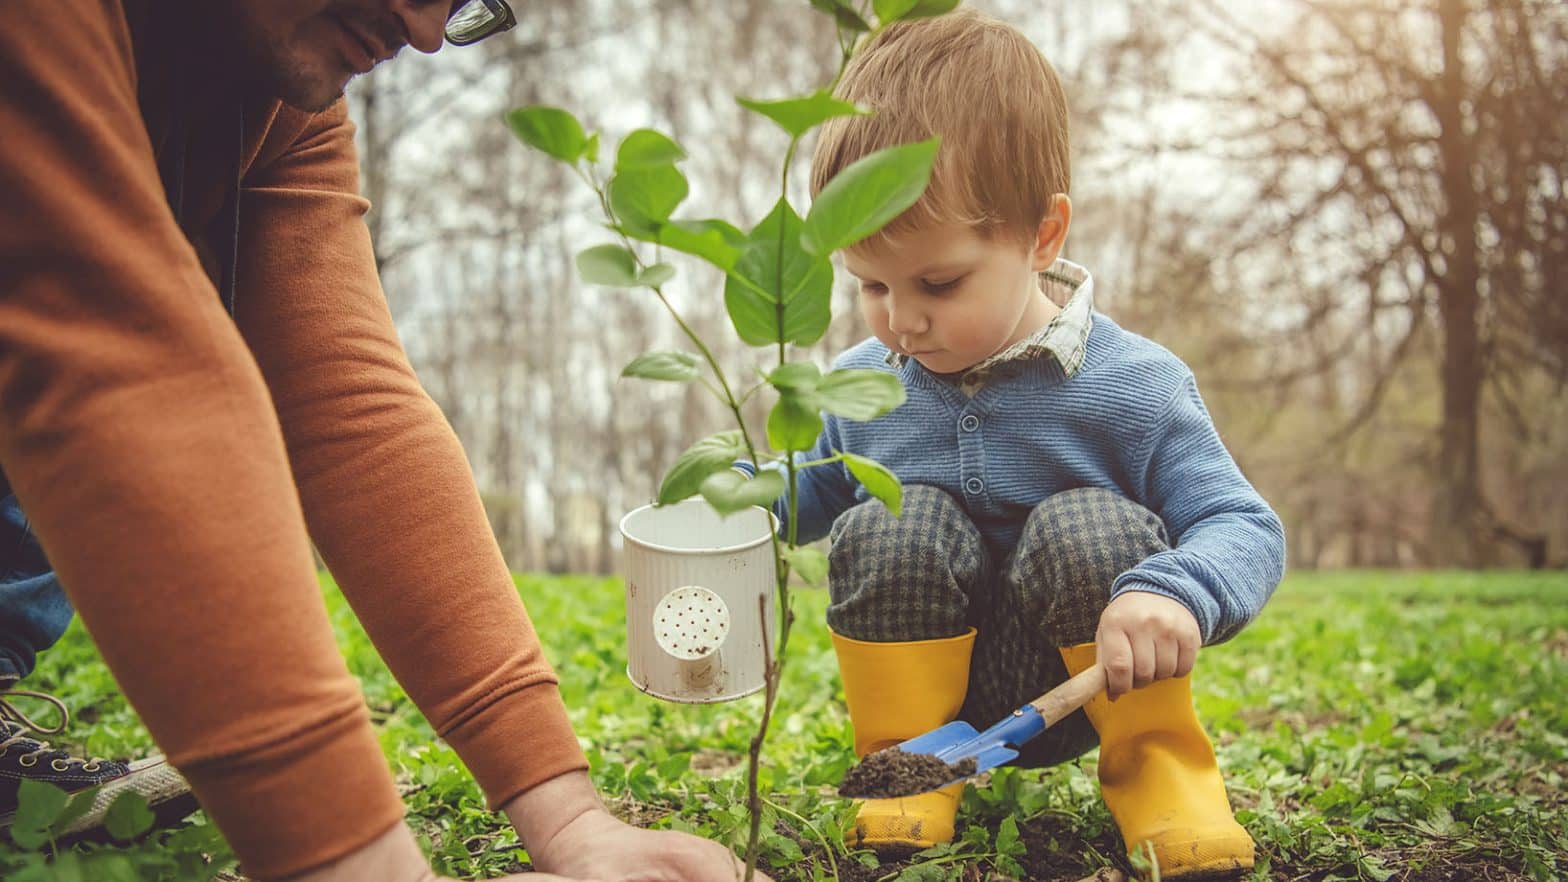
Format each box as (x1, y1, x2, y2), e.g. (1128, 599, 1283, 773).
(0, 1, 588, 877)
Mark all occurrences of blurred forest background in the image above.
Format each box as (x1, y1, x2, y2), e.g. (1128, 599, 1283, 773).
(346, 0, 1567, 574)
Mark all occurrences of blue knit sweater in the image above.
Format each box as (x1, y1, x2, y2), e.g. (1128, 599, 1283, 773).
(780, 312, 1285, 645)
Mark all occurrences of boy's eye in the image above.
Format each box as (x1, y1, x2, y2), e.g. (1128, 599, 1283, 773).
(922, 276, 965, 294)
(859, 282, 888, 294)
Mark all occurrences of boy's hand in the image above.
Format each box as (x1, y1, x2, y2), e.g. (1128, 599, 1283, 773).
(1094, 591, 1201, 698)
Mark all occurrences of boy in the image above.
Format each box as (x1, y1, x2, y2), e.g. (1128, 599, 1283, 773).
(787, 8, 1286, 877)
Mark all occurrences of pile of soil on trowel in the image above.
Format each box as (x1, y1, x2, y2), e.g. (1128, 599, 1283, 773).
(838, 748, 977, 799)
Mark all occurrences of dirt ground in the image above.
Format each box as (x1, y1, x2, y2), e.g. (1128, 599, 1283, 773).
(764, 808, 1543, 882)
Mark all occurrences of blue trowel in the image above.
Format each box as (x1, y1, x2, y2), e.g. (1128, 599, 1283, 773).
(889, 663, 1108, 793)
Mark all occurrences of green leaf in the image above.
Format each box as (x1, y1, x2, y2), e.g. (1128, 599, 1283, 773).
(842, 452, 902, 516)
(625, 759, 655, 802)
(639, 262, 676, 287)
(621, 351, 701, 382)
(913, 0, 962, 17)
(737, 90, 870, 139)
(658, 431, 749, 505)
(14, 778, 68, 835)
(766, 363, 825, 451)
(51, 785, 102, 834)
(809, 0, 873, 31)
(659, 219, 745, 271)
(767, 361, 823, 393)
(616, 129, 686, 171)
(767, 394, 823, 452)
(609, 164, 689, 235)
(782, 546, 829, 586)
(616, 217, 745, 272)
(47, 851, 85, 882)
(89, 856, 144, 882)
(801, 138, 941, 256)
(104, 790, 154, 841)
(699, 468, 785, 515)
(764, 831, 806, 863)
(577, 244, 640, 287)
(874, 0, 960, 24)
(725, 198, 833, 346)
(894, 863, 948, 882)
(874, 0, 918, 21)
(817, 369, 906, 421)
(504, 106, 590, 164)
(996, 814, 1023, 855)
(9, 822, 50, 850)
(655, 752, 692, 780)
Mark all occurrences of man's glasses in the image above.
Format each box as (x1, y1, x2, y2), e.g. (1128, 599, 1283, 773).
(446, 0, 516, 46)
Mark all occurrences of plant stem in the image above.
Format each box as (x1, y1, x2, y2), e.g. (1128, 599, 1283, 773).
(762, 794, 842, 881)
(795, 454, 845, 469)
(776, 135, 800, 368)
(743, 593, 775, 882)
(574, 23, 874, 878)
(738, 15, 889, 870)
(576, 179, 783, 882)
(741, 127, 815, 882)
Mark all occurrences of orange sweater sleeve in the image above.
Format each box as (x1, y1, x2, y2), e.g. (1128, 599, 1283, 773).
(0, 1, 405, 877)
(236, 101, 588, 811)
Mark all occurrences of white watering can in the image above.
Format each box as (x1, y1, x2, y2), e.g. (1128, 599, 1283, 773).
(618, 498, 777, 703)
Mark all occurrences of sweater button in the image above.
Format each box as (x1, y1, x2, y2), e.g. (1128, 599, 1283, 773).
(964, 477, 984, 495)
(959, 414, 980, 432)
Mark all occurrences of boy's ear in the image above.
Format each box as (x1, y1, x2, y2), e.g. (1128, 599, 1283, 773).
(1029, 194, 1073, 272)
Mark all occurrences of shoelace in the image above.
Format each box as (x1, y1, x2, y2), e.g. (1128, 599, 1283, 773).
(0, 689, 107, 773)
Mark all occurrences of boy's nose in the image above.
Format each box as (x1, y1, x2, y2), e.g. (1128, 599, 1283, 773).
(885, 296, 927, 336)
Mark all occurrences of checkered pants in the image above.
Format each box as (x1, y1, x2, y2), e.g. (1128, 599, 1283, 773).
(827, 485, 1171, 767)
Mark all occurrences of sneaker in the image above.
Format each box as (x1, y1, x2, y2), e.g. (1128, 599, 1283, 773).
(0, 688, 198, 838)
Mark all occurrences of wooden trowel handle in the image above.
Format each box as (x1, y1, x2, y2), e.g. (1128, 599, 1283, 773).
(1027, 664, 1107, 728)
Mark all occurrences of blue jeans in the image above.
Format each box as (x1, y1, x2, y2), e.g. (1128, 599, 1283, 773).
(0, 495, 74, 683)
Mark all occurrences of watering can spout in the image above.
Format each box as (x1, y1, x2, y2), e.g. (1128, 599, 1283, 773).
(653, 585, 730, 660)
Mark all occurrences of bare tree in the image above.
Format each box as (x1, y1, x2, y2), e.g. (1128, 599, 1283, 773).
(1105, 0, 1567, 565)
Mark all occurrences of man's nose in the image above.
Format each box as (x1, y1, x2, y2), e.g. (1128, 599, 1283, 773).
(391, 0, 449, 53)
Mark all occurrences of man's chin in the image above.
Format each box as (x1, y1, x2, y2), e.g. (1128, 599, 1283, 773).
(280, 86, 348, 112)
(258, 60, 351, 112)
(277, 78, 349, 112)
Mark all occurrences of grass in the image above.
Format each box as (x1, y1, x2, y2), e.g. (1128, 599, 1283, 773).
(2, 570, 1564, 881)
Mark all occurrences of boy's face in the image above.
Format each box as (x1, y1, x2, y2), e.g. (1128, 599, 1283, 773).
(844, 213, 1067, 375)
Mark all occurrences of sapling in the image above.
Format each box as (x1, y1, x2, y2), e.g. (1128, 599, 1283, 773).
(506, 2, 961, 877)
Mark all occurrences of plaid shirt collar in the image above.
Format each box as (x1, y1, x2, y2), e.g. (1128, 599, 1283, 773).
(885, 259, 1095, 395)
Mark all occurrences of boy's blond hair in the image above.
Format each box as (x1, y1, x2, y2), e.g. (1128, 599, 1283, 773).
(810, 8, 1070, 252)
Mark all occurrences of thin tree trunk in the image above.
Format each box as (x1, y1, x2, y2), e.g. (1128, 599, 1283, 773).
(1430, 0, 1485, 566)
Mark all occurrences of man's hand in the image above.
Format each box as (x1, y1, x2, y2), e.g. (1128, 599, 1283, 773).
(505, 770, 772, 882)
(530, 808, 772, 882)
(1094, 591, 1201, 698)
(282, 822, 599, 882)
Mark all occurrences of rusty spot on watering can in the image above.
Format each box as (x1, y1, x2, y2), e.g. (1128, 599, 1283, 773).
(681, 654, 719, 689)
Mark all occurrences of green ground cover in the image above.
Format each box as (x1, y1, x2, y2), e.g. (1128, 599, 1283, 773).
(3, 570, 1564, 881)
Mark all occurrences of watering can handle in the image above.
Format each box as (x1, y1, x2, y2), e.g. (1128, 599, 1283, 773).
(1026, 664, 1107, 728)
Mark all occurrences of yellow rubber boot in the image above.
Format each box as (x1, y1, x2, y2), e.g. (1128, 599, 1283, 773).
(1060, 643, 1254, 878)
(833, 628, 975, 851)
